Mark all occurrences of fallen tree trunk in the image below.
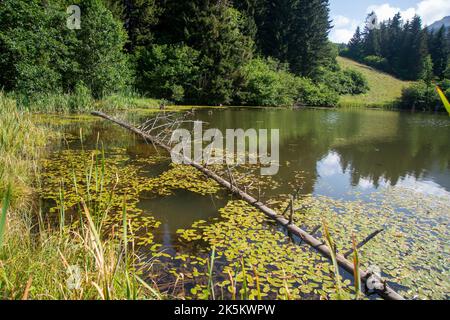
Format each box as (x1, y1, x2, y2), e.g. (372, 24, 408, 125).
(91, 110, 405, 301)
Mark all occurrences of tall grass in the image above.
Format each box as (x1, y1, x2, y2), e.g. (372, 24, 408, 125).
(11, 88, 161, 114)
(322, 219, 344, 300)
(0, 185, 11, 247)
(352, 235, 362, 300)
(0, 92, 46, 206)
(0, 94, 160, 299)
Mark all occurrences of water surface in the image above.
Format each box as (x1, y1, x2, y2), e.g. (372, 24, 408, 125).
(38, 107, 450, 299)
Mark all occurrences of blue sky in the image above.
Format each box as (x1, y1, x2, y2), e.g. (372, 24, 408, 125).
(329, 0, 450, 43)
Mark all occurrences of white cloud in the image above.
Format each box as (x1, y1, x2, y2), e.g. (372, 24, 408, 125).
(367, 1, 450, 26)
(416, 0, 450, 25)
(330, 15, 359, 43)
(367, 3, 415, 22)
(330, 1, 450, 43)
(333, 15, 351, 28)
(317, 152, 342, 177)
(330, 28, 356, 43)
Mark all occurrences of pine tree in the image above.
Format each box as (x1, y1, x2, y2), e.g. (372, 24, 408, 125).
(347, 27, 364, 60)
(363, 12, 381, 57)
(105, 0, 160, 52)
(378, 22, 390, 58)
(289, 0, 332, 77)
(387, 13, 403, 76)
(429, 26, 449, 78)
(255, 0, 294, 62)
(444, 56, 450, 79)
(152, 0, 254, 104)
(420, 55, 434, 83)
(254, 0, 332, 77)
(405, 16, 428, 80)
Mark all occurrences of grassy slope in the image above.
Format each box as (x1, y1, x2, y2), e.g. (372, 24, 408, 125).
(337, 56, 412, 107)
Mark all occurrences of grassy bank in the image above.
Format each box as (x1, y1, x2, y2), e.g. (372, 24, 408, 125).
(337, 57, 412, 108)
(0, 94, 160, 299)
(9, 91, 162, 114)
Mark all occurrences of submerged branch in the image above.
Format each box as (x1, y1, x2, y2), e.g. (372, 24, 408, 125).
(91, 110, 405, 301)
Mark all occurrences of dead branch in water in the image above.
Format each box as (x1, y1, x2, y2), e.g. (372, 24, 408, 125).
(91, 110, 405, 301)
(344, 229, 384, 258)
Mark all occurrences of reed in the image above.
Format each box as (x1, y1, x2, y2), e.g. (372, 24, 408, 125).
(206, 246, 216, 300)
(352, 235, 362, 300)
(0, 185, 12, 247)
(322, 219, 344, 300)
(0, 97, 161, 299)
(0, 92, 46, 206)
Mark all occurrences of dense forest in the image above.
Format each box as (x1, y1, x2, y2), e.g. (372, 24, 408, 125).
(343, 12, 450, 81)
(342, 12, 450, 111)
(0, 0, 368, 109)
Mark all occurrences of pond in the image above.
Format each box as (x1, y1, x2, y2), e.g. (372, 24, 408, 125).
(36, 108, 450, 300)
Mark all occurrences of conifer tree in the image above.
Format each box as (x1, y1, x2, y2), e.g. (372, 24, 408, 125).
(429, 26, 449, 78)
(152, 0, 254, 104)
(105, 0, 160, 52)
(405, 16, 428, 80)
(363, 13, 381, 57)
(252, 0, 332, 77)
(347, 27, 364, 60)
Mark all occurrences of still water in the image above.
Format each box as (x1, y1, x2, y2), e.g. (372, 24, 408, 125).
(38, 107, 450, 299)
(41, 107, 450, 239)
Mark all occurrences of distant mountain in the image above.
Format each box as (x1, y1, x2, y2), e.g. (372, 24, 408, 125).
(428, 16, 450, 31)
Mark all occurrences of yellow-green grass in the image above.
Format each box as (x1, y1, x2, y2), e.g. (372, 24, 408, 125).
(0, 93, 160, 299)
(337, 56, 412, 108)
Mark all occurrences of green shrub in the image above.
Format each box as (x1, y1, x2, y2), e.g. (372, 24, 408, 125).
(296, 78, 339, 107)
(73, 0, 132, 98)
(69, 82, 93, 111)
(238, 58, 339, 107)
(363, 55, 390, 72)
(238, 58, 298, 106)
(0, 0, 132, 102)
(136, 44, 200, 102)
(399, 81, 443, 111)
(342, 70, 369, 94)
(318, 68, 369, 95)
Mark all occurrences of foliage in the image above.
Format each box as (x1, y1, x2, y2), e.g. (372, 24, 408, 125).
(237, 58, 299, 106)
(243, 0, 333, 78)
(429, 26, 450, 79)
(0, 0, 351, 108)
(344, 12, 448, 81)
(362, 55, 390, 72)
(136, 44, 200, 102)
(238, 58, 341, 107)
(69, 0, 132, 98)
(0, 0, 70, 94)
(399, 81, 449, 111)
(337, 57, 411, 108)
(105, 0, 160, 52)
(296, 78, 339, 107)
(317, 67, 369, 95)
(0, 0, 132, 99)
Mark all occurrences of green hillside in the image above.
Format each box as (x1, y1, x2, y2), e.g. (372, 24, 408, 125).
(337, 56, 412, 108)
